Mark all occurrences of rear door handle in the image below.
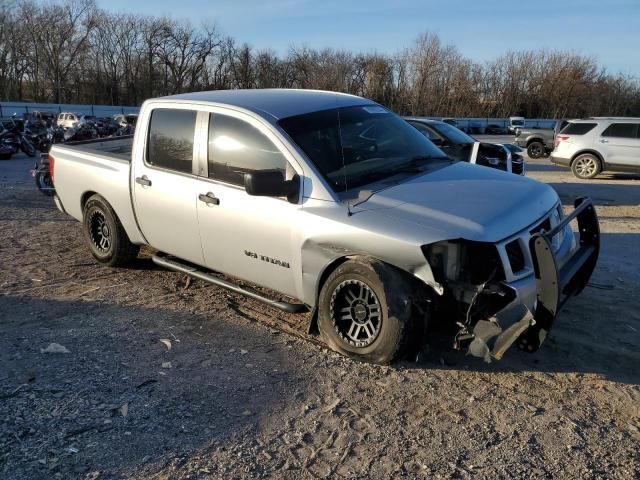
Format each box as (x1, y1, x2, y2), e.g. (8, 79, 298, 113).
(135, 175, 152, 186)
(198, 192, 220, 206)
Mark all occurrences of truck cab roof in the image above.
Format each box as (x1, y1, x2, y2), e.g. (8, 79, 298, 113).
(159, 89, 371, 121)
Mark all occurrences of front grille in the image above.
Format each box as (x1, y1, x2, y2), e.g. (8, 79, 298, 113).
(505, 240, 525, 273)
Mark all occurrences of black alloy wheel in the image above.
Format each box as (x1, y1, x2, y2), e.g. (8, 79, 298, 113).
(329, 279, 382, 348)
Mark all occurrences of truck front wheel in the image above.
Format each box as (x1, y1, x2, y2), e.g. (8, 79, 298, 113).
(318, 258, 417, 364)
(82, 194, 139, 267)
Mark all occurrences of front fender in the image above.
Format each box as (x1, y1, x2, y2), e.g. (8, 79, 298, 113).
(300, 238, 442, 308)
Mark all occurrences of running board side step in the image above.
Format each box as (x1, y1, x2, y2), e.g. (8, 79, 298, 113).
(152, 252, 308, 314)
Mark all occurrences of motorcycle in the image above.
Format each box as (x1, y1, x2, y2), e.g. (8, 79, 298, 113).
(63, 122, 98, 142)
(0, 121, 19, 159)
(24, 119, 53, 153)
(2, 113, 37, 157)
(31, 153, 54, 196)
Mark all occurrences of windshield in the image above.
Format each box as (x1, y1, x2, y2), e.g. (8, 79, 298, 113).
(279, 105, 450, 192)
(430, 122, 475, 144)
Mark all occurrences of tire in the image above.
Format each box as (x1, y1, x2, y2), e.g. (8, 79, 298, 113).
(21, 138, 37, 157)
(571, 154, 601, 179)
(527, 141, 545, 159)
(318, 258, 417, 364)
(82, 194, 139, 267)
(35, 171, 55, 196)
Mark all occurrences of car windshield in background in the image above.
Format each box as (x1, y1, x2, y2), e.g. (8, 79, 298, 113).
(430, 122, 475, 144)
(279, 105, 450, 192)
(512, 120, 524, 126)
(561, 123, 597, 135)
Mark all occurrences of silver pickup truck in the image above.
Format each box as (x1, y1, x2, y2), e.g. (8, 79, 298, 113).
(50, 89, 600, 364)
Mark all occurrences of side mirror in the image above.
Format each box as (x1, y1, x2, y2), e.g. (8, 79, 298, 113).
(244, 170, 300, 202)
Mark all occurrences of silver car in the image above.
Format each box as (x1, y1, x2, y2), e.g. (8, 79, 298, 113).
(551, 117, 640, 179)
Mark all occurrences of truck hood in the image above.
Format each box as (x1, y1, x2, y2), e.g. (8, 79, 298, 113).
(352, 162, 559, 243)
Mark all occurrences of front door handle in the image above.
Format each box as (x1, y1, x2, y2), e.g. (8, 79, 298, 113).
(600, 139, 609, 143)
(135, 175, 152, 186)
(198, 192, 220, 206)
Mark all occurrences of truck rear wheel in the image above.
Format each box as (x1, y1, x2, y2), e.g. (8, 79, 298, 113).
(527, 141, 545, 159)
(318, 258, 416, 364)
(82, 194, 139, 267)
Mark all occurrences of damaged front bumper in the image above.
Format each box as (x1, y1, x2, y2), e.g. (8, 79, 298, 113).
(469, 197, 600, 361)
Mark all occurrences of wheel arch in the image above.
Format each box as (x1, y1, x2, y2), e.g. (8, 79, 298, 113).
(307, 253, 440, 335)
(571, 149, 605, 168)
(80, 191, 146, 245)
(526, 136, 544, 146)
(80, 190, 98, 211)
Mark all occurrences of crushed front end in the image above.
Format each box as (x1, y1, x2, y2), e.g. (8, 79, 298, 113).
(424, 197, 600, 361)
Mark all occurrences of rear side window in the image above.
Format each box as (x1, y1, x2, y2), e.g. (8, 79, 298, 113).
(409, 122, 442, 142)
(560, 123, 597, 135)
(208, 114, 287, 186)
(601, 123, 639, 139)
(147, 109, 196, 174)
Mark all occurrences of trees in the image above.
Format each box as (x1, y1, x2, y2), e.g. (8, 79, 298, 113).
(0, 0, 638, 118)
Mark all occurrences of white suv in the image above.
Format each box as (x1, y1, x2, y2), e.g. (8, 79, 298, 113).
(550, 117, 640, 179)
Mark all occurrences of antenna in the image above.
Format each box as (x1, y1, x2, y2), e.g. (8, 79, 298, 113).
(335, 102, 350, 216)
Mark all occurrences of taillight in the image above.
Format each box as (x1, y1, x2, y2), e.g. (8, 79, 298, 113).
(48, 154, 55, 182)
(555, 134, 569, 147)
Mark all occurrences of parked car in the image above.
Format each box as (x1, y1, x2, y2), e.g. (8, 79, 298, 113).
(507, 116, 525, 134)
(515, 120, 569, 158)
(551, 117, 640, 179)
(405, 117, 525, 175)
(56, 112, 80, 129)
(484, 124, 508, 135)
(466, 121, 484, 134)
(124, 114, 138, 126)
(112, 113, 138, 128)
(78, 115, 98, 126)
(50, 89, 599, 364)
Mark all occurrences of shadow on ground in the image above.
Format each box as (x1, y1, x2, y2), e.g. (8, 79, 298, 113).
(0, 295, 307, 479)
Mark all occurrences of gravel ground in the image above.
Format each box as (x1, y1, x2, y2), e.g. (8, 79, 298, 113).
(1, 152, 639, 479)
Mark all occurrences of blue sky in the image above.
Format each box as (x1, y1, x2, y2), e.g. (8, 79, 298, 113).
(98, 0, 640, 76)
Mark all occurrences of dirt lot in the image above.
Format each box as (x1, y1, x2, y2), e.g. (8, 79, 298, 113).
(1, 152, 639, 479)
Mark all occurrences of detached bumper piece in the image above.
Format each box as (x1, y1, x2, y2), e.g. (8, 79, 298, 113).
(518, 197, 600, 352)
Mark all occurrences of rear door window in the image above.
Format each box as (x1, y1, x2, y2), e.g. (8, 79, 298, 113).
(147, 108, 197, 174)
(601, 123, 639, 139)
(560, 123, 597, 135)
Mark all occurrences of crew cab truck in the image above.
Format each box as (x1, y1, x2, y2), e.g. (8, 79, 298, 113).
(50, 89, 600, 364)
(515, 120, 569, 158)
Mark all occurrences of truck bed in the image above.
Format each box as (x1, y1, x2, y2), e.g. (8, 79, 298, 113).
(63, 135, 133, 162)
(50, 134, 146, 245)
